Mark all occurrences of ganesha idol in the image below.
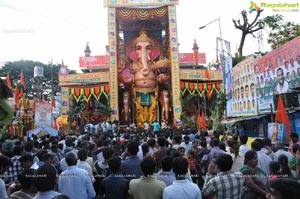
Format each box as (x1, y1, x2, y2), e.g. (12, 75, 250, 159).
(118, 30, 171, 125)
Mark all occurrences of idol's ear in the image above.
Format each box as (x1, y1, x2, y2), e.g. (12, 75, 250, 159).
(150, 48, 160, 60)
(128, 49, 138, 62)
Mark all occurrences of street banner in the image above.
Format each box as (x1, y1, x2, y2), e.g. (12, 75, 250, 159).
(178, 53, 206, 65)
(34, 102, 52, 128)
(254, 36, 300, 113)
(230, 56, 258, 116)
(79, 56, 109, 69)
(268, 123, 284, 143)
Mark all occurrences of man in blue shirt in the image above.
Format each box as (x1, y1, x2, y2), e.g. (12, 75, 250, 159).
(163, 157, 201, 199)
(103, 156, 129, 199)
(120, 140, 142, 182)
(58, 152, 95, 199)
(152, 120, 161, 136)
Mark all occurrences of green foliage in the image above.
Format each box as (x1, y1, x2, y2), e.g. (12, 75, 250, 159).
(260, 14, 300, 49)
(232, 56, 246, 67)
(0, 60, 76, 99)
(179, 94, 198, 128)
(211, 91, 226, 131)
(268, 22, 300, 49)
(261, 14, 284, 30)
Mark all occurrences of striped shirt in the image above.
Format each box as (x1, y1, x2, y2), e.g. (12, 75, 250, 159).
(202, 171, 244, 199)
(10, 191, 34, 199)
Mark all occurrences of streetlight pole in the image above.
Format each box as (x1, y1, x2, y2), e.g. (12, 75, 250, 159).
(199, 17, 226, 117)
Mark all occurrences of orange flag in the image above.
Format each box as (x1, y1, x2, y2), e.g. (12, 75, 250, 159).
(20, 71, 25, 86)
(275, 95, 290, 137)
(197, 111, 201, 130)
(51, 94, 56, 108)
(205, 69, 211, 81)
(6, 73, 12, 89)
(14, 85, 19, 106)
(53, 118, 58, 130)
(201, 109, 207, 130)
(18, 88, 23, 98)
(32, 101, 36, 113)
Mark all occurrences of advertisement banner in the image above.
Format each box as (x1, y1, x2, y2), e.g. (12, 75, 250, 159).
(268, 123, 284, 143)
(168, 5, 181, 122)
(59, 72, 110, 86)
(61, 87, 69, 114)
(254, 37, 300, 112)
(178, 53, 206, 65)
(79, 56, 109, 69)
(34, 102, 52, 128)
(179, 69, 222, 81)
(108, 7, 119, 120)
(231, 56, 258, 116)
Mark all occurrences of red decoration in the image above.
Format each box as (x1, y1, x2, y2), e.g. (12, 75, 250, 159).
(53, 119, 58, 130)
(180, 81, 185, 90)
(201, 109, 207, 130)
(197, 111, 201, 130)
(6, 73, 12, 89)
(104, 84, 110, 93)
(20, 71, 25, 86)
(205, 69, 210, 81)
(84, 88, 91, 98)
(18, 88, 23, 98)
(14, 85, 19, 108)
(198, 83, 203, 92)
(51, 94, 56, 108)
(216, 83, 221, 90)
(189, 83, 194, 92)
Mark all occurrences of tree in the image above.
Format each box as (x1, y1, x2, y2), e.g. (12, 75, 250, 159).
(233, 10, 264, 57)
(211, 91, 226, 131)
(267, 21, 300, 49)
(0, 60, 76, 100)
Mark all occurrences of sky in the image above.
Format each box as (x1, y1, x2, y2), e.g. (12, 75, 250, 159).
(0, 0, 300, 71)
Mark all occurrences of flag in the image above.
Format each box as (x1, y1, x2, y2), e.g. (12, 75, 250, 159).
(51, 94, 56, 108)
(201, 109, 207, 130)
(205, 69, 210, 81)
(18, 88, 23, 98)
(59, 59, 68, 74)
(32, 101, 36, 113)
(20, 71, 25, 86)
(197, 111, 201, 130)
(275, 95, 290, 137)
(14, 85, 19, 108)
(6, 73, 12, 89)
(53, 118, 58, 130)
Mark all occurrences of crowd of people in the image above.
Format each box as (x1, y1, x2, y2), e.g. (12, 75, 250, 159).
(1, 124, 300, 199)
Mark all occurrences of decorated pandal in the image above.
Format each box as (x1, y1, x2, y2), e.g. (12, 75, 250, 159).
(58, 1, 223, 128)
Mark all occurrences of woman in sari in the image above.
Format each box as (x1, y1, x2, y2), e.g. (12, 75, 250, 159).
(240, 150, 270, 199)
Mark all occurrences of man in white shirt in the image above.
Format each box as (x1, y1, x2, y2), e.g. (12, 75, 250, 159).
(274, 143, 293, 162)
(251, 139, 272, 175)
(239, 134, 251, 157)
(275, 67, 288, 94)
(180, 136, 192, 156)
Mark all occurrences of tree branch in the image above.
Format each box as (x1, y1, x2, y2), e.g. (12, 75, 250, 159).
(249, 9, 264, 28)
(249, 26, 264, 34)
(232, 19, 243, 30)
